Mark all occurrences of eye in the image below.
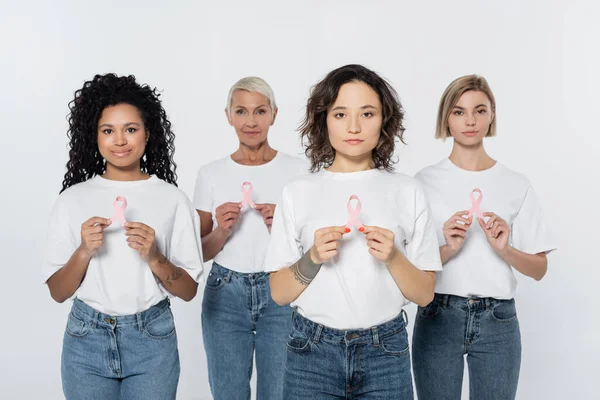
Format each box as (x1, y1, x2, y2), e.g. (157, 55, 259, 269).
(334, 113, 345, 119)
(256, 109, 266, 115)
(453, 110, 463, 116)
(363, 112, 374, 118)
(126, 127, 137, 133)
(477, 109, 487, 114)
(236, 109, 245, 115)
(102, 129, 113, 134)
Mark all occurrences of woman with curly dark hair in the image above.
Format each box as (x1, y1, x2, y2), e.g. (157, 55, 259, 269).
(264, 64, 442, 399)
(41, 74, 203, 400)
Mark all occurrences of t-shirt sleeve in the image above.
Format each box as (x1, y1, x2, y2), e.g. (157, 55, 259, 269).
(168, 197, 205, 283)
(192, 166, 213, 213)
(510, 185, 556, 255)
(263, 186, 303, 272)
(406, 184, 443, 271)
(41, 196, 78, 284)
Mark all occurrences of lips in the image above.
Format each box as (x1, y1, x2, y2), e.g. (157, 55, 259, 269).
(111, 150, 132, 157)
(345, 139, 364, 145)
(462, 131, 478, 137)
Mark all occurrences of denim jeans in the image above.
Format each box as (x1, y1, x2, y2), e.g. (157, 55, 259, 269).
(283, 310, 414, 399)
(412, 293, 522, 400)
(202, 262, 292, 400)
(61, 298, 180, 400)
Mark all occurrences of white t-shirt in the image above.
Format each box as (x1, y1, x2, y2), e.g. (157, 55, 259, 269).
(193, 152, 308, 273)
(264, 169, 442, 330)
(415, 158, 556, 300)
(41, 176, 204, 316)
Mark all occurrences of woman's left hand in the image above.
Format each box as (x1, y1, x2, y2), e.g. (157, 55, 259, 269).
(362, 226, 400, 264)
(254, 203, 276, 233)
(125, 222, 159, 263)
(478, 212, 510, 253)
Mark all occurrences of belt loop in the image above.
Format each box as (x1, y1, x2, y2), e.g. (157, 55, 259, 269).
(93, 311, 99, 329)
(401, 309, 408, 326)
(485, 298, 491, 309)
(313, 324, 323, 344)
(442, 295, 450, 308)
(371, 326, 380, 346)
(225, 269, 233, 283)
(137, 312, 143, 332)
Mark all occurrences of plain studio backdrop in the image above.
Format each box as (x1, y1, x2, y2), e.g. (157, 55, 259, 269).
(1, 0, 598, 399)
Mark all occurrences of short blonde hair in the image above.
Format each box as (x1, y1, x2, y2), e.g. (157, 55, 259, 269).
(435, 75, 496, 139)
(226, 76, 277, 116)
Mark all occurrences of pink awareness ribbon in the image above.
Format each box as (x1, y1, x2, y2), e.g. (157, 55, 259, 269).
(467, 188, 483, 219)
(110, 196, 128, 226)
(241, 181, 256, 209)
(345, 195, 364, 232)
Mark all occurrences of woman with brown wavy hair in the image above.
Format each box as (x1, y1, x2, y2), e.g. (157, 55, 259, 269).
(263, 64, 442, 399)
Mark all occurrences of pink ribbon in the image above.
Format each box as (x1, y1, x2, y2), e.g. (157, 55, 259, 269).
(241, 181, 256, 209)
(345, 195, 364, 232)
(110, 196, 128, 226)
(467, 188, 483, 219)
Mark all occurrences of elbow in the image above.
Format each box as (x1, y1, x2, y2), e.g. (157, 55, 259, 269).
(416, 292, 435, 308)
(269, 274, 291, 306)
(49, 289, 68, 304)
(533, 266, 548, 281)
(180, 283, 199, 302)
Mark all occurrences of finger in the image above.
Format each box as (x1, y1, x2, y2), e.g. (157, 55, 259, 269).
(217, 204, 242, 215)
(318, 226, 348, 236)
(124, 228, 152, 239)
(449, 222, 469, 232)
(83, 225, 105, 235)
(447, 228, 466, 238)
(88, 233, 104, 241)
(84, 217, 112, 227)
(319, 241, 339, 252)
(362, 226, 394, 239)
(219, 211, 241, 221)
(365, 231, 389, 244)
(453, 210, 471, 218)
(482, 212, 497, 218)
(320, 249, 338, 261)
(368, 240, 391, 254)
(477, 218, 487, 231)
(451, 216, 472, 225)
(368, 247, 385, 260)
(127, 236, 151, 247)
(124, 222, 154, 234)
(217, 202, 242, 210)
(485, 216, 498, 230)
(319, 231, 343, 244)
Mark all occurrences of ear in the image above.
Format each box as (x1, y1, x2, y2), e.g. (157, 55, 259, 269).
(271, 107, 278, 126)
(225, 108, 234, 126)
(145, 130, 149, 143)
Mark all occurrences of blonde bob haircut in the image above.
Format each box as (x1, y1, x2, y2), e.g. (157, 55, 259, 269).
(226, 76, 277, 116)
(435, 74, 496, 140)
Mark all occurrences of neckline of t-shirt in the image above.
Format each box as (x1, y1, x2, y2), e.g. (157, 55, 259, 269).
(320, 168, 382, 180)
(92, 175, 159, 187)
(228, 151, 280, 169)
(442, 158, 501, 175)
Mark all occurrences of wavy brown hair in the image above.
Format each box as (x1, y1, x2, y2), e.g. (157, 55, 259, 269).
(299, 64, 405, 172)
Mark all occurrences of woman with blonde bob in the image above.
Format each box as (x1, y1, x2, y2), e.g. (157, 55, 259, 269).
(412, 75, 556, 400)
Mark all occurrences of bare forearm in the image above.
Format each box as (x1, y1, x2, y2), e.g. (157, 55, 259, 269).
(270, 251, 320, 305)
(201, 228, 230, 261)
(498, 246, 547, 281)
(440, 245, 458, 265)
(149, 254, 198, 301)
(386, 252, 436, 307)
(47, 246, 93, 303)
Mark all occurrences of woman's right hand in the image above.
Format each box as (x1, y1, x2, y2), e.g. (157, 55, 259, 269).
(79, 217, 112, 257)
(442, 210, 472, 256)
(309, 226, 348, 264)
(215, 202, 242, 236)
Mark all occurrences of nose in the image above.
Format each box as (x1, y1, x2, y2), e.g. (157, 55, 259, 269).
(466, 112, 476, 126)
(114, 131, 127, 146)
(245, 114, 258, 128)
(348, 114, 361, 134)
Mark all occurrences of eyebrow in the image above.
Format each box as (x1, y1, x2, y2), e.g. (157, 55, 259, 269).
(233, 104, 269, 109)
(331, 105, 379, 112)
(98, 122, 141, 128)
(453, 104, 488, 110)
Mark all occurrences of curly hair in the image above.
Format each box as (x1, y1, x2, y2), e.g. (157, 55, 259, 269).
(60, 73, 177, 193)
(299, 64, 405, 172)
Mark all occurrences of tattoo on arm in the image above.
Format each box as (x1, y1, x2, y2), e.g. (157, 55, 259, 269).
(290, 251, 322, 286)
(156, 254, 184, 287)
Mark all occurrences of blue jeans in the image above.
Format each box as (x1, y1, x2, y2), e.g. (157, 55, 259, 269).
(202, 262, 292, 400)
(61, 298, 180, 400)
(284, 310, 414, 399)
(412, 294, 522, 400)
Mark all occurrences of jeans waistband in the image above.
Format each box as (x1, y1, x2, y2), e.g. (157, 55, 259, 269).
(211, 262, 269, 282)
(291, 310, 407, 345)
(434, 293, 515, 311)
(71, 298, 171, 329)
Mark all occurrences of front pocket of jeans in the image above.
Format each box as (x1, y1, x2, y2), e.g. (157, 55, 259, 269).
(490, 301, 517, 322)
(205, 270, 226, 291)
(286, 328, 311, 353)
(379, 329, 410, 356)
(65, 312, 89, 338)
(144, 308, 176, 340)
(417, 301, 440, 320)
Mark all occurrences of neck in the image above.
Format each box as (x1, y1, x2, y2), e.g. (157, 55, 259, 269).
(448, 140, 495, 171)
(327, 152, 374, 173)
(231, 141, 277, 165)
(103, 162, 148, 181)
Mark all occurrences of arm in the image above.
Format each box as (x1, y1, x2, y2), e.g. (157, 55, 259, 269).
(363, 226, 436, 307)
(47, 216, 111, 303)
(270, 226, 347, 306)
(197, 202, 241, 262)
